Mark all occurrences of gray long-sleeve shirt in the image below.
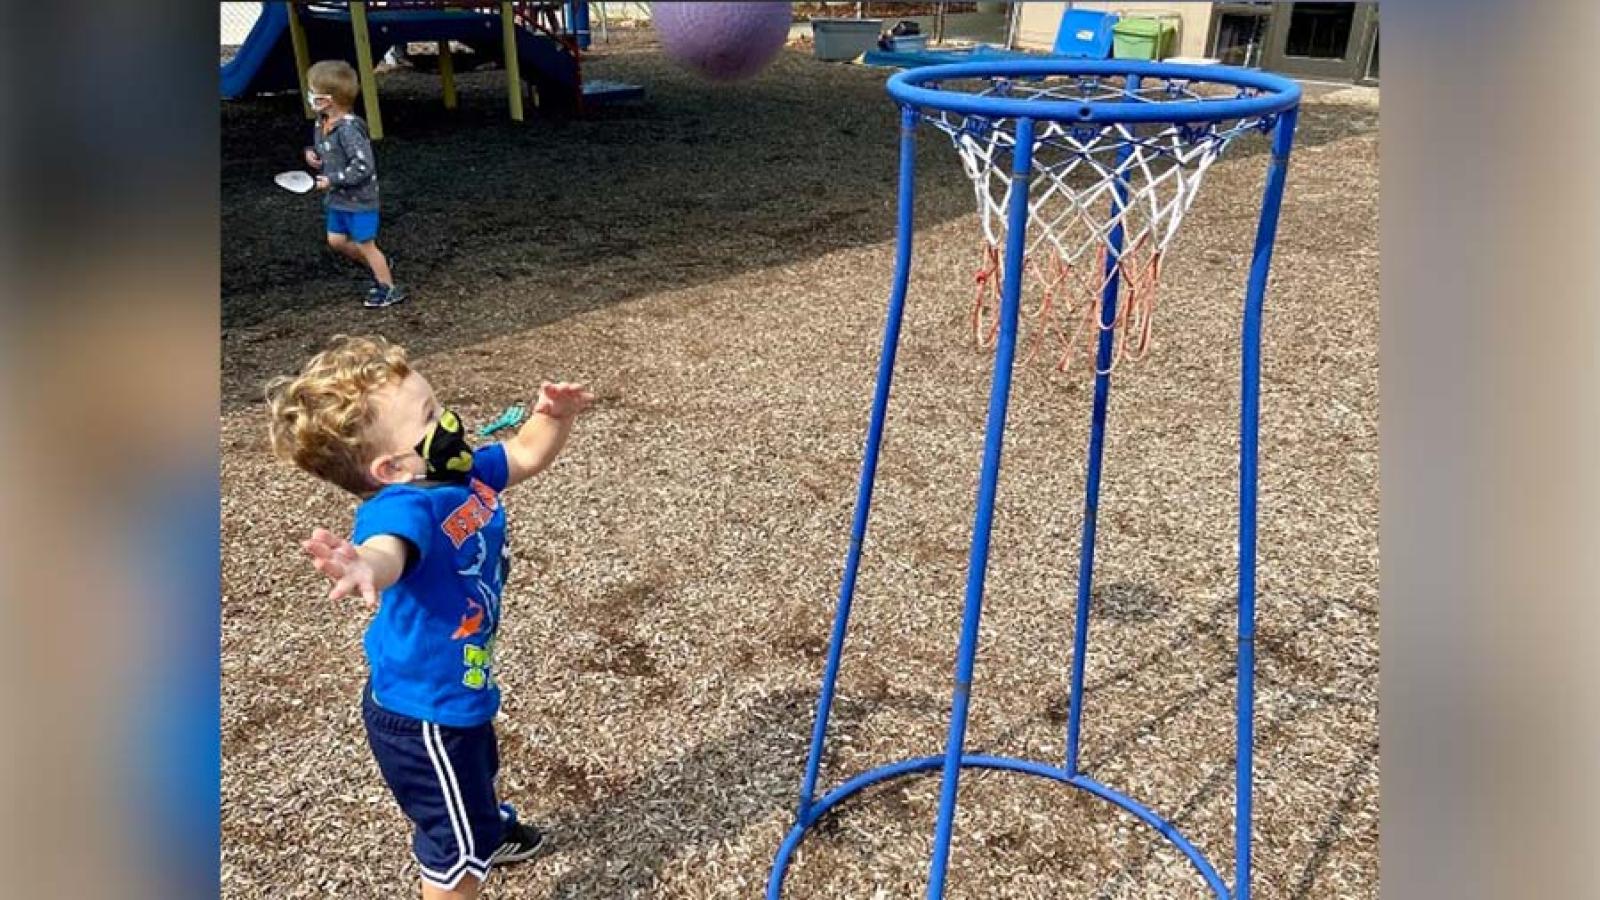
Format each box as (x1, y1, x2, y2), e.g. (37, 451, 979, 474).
(310, 114, 380, 212)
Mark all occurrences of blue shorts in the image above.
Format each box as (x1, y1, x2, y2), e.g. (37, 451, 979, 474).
(362, 686, 515, 889)
(326, 208, 380, 243)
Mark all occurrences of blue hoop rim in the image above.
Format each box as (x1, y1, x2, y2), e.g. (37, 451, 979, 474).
(887, 60, 1301, 125)
(766, 754, 1230, 899)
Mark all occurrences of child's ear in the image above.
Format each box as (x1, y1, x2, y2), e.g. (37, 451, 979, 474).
(369, 453, 413, 487)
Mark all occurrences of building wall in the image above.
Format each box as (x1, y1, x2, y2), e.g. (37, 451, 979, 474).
(1017, 1, 1216, 59)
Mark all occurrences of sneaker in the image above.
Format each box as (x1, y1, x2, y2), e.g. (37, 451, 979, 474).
(365, 257, 396, 299)
(490, 820, 544, 865)
(364, 282, 408, 308)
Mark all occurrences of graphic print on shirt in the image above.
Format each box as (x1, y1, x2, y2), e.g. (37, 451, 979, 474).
(452, 597, 486, 640)
(455, 530, 505, 631)
(449, 487, 505, 692)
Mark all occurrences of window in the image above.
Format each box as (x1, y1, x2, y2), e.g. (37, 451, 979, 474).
(1211, 6, 1271, 68)
(1284, 2, 1356, 60)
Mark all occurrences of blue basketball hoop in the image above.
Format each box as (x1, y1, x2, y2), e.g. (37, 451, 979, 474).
(888, 58, 1300, 123)
(769, 60, 1302, 899)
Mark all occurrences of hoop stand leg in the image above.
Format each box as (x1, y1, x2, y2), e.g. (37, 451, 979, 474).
(925, 116, 1038, 900)
(769, 107, 921, 900)
(1065, 75, 1140, 778)
(1234, 106, 1298, 900)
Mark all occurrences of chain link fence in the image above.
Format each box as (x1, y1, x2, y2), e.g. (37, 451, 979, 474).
(221, 2, 263, 59)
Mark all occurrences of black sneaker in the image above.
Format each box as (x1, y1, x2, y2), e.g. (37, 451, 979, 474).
(365, 257, 396, 299)
(490, 820, 544, 865)
(364, 282, 408, 308)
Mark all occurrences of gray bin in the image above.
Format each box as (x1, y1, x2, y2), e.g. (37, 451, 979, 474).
(811, 18, 883, 61)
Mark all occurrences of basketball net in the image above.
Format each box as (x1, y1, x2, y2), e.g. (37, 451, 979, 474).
(924, 76, 1271, 373)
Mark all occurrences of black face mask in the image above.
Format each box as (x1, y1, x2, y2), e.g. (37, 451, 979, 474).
(414, 409, 474, 483)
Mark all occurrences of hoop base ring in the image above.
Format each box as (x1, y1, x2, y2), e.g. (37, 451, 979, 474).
(766, 754, 1231, 899)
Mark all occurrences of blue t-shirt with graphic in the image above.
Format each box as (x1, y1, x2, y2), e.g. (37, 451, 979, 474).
(353, 442, 510, 727)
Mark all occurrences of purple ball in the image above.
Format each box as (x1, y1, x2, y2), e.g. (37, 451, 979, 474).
(654, 2, 793, 82)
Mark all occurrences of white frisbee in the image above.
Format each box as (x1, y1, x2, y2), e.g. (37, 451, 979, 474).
(274, 170, 316, 194)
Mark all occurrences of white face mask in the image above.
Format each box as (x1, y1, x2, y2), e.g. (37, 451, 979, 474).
(307, 91, 333, 113)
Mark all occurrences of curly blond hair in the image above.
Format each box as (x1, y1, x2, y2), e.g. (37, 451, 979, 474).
(307, 59, 360, 107)
(265, 334, 411, 495)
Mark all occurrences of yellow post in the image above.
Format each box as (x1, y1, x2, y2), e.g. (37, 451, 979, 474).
(500, 2, 524, 122)
(285, 1, 314, 119)
(349, 1, 385, 139)
(438, 40, 457, 109)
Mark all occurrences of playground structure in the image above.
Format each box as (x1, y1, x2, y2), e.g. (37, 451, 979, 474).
(221, 2, 642, 139)
(768, 58, 1301, 899)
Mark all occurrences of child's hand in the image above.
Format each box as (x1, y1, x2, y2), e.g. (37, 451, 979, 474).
(533, 382, 594, 420)
(314, 175, 331, 192)
(302, 527, 379, 609)
(304, 148, 322, 169)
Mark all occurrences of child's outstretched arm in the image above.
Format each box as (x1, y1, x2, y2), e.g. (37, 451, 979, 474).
(503, 381, 593, 490)
(302, 527, 408, 610)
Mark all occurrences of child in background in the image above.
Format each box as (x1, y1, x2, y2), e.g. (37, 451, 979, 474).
(303, 60, 406, 308)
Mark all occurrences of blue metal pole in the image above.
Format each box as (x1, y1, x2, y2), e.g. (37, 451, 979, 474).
(793, 105, 921, 825)
(1235, 105, 1298, 900)
(1065, 73, 1141, 777)
(925, 115, 1036, 900)
(571, 1, 591, 50)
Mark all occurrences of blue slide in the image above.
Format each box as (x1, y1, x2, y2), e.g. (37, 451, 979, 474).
(221, 3, 636, 110)
(220, 3, 297, 100)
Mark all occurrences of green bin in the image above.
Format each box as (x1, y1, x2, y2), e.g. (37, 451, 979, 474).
(1112, 16, 1178, 61)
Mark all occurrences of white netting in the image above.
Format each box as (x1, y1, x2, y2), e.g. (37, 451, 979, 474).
(922, 74, 1273, 372)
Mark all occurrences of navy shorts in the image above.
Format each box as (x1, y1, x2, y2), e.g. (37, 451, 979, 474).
(362, 686, 516, 889)
(326, 208, 380, 243)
